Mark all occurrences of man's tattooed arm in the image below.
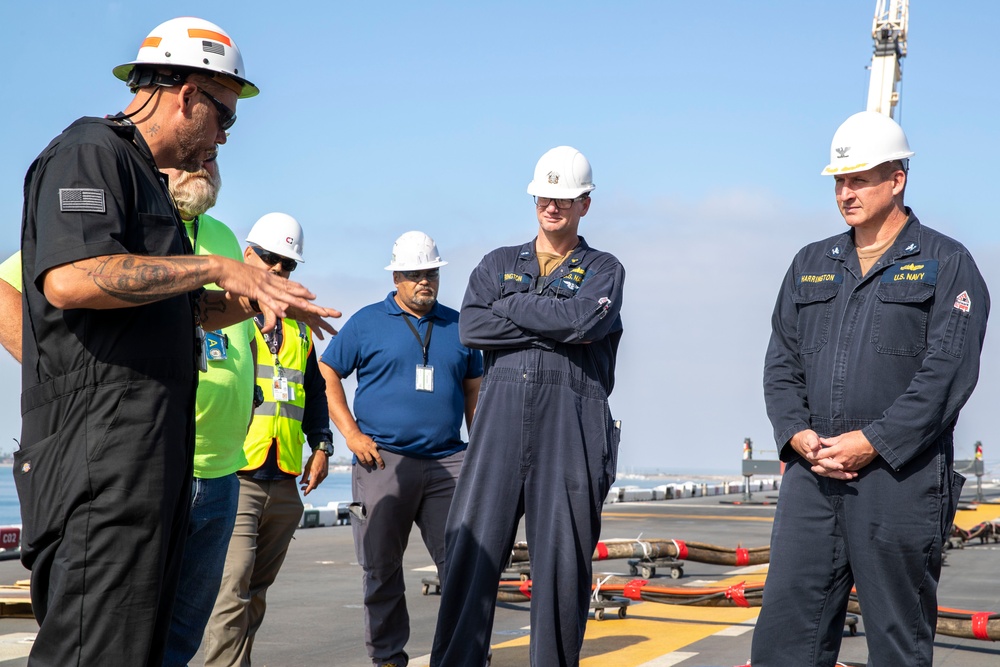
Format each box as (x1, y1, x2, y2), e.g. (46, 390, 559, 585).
(83, 255, 213, 304)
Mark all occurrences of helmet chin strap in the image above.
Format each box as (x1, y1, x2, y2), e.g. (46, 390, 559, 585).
(126, 68, 188, 94)
(109, 68, 187, 123)
(107, 85, 164, 124)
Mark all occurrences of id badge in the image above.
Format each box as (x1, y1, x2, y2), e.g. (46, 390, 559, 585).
(415, 364, 434, 392)
(204, 330, 228, 361)
(272, 375, 290, 402)
(195, 327, 208, 373)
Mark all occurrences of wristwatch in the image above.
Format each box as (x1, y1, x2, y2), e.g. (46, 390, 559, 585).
(311, 441, 334, 457)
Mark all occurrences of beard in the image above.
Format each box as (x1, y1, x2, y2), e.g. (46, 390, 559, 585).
(170, 162, 222, 218)
(410, 290, 437, 308)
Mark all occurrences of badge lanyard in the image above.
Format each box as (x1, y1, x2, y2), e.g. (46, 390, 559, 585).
(255, 316, 294, 402)
(403, 315, 434, 392)
(190, 216, 230, 364)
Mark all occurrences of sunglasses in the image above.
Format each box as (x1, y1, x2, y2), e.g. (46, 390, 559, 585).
(250, 245, 297, 272)
(533, 195, 587, 210)
(399, 269, 440, 282)
(197, 87, 237, 131)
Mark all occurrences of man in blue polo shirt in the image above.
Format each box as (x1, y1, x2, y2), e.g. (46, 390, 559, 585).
(320, 231, 483, 667)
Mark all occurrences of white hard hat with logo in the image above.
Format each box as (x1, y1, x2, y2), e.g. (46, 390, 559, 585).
(526, 146, 596, 199)
(246, 212, 305, 262)
(385, 231, 448, 271)
(822, 111, 913, 176)
(113, 16, 259, 98)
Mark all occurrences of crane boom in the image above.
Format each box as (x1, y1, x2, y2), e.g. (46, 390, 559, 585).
(866, 0, 908, 118)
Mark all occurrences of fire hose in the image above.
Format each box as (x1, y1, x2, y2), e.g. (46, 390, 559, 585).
(497, 560, 1000, 641)
(510, 538, 770, 567)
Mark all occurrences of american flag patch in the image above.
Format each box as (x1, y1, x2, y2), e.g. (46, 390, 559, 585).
(59, 188, 106, 213)
(202, 40, 225, 56)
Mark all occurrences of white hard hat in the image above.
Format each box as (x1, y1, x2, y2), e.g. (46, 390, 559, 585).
(246, 212, 305, 262)
(526, 146, 596, 199)
(384, 231, 448, 271)
(113, 17, 259, 98)
(822, 111, 913, 176)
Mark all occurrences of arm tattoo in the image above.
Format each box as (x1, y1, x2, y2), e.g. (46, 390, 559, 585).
(197, 291, 229, 323)
(84, 255, 211, 304)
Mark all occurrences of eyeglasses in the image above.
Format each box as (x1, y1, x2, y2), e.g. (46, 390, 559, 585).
(197, 87, 237, 131)
(533, 195, 586, 210)
(399, 269, 440, 282)
(250, 245, 297, 272)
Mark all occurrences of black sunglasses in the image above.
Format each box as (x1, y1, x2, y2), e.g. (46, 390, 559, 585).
(250, 245, 297, 272)
(197, 87, 237, 131)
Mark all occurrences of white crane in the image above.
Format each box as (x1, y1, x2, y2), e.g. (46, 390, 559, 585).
(866, 0, 909, 118)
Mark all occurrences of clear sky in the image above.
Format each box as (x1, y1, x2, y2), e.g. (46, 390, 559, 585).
(1, 1, 998, 475)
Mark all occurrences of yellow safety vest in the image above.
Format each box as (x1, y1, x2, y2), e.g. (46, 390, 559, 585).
(243, 318, 313, 474)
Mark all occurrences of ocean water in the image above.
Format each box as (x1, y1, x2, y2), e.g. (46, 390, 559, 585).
(0, 465, 355, 527)
(0, 465, 732, 527)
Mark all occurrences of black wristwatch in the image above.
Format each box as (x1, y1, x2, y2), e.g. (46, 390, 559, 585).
(311, 441, 334, 457)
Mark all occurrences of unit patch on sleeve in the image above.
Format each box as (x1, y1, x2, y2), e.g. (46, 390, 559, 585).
(881, 260, 939, 285)
(59, 188, 106, 213)
(953, 291, 972, 313)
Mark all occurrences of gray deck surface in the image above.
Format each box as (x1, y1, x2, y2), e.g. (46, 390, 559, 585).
(0, 483, 997, 666)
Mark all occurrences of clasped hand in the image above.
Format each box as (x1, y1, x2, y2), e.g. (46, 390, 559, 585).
(791, 429, 879, 480)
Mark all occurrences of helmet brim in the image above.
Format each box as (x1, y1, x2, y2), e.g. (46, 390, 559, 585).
(384, 259, 448, 271)
(526, 183, 595, 199)
(113, 62, 259, 98)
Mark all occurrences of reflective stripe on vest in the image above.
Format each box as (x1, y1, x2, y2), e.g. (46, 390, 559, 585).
(244, 319, 312, 474)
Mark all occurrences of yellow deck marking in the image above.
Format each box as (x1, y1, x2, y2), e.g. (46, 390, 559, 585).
(484, 501, 998, 665)
(953, 501, 1000, 530)
(487, 573, 762, 666)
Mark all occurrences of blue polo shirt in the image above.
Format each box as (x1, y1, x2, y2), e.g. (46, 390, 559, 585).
(321, 292, 483, 459)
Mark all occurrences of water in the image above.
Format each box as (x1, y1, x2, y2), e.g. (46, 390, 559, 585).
(0, 465, 736, 526)
(0, 465, 355, 527)
(0, 466, 18, 525)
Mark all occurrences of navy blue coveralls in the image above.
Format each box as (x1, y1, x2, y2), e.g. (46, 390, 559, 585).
(431, 237, 624, 667)
(752, 212, 989, 667)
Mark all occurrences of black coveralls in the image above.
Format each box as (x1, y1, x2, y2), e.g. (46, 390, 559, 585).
(18, 117, 198, 666)
(752, 213, 989, 667)
(431, 237, 624, 667)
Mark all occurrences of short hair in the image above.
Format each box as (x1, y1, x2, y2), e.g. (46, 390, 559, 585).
(878, 160, 907, 199)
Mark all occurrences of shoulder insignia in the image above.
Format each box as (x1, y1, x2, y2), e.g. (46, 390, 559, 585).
(59, 188, 106, 213)
(953, 291, 972, 313)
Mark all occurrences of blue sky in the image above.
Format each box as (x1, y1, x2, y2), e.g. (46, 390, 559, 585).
(1, 1, 998, 475)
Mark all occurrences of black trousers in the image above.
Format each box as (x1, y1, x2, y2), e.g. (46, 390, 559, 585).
(16, 377, 195, 666)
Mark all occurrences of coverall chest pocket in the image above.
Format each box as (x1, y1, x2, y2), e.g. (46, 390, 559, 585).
(500, 275, 532, 297)
(872, 282, 934, 356)
(792, 283, 840, 354)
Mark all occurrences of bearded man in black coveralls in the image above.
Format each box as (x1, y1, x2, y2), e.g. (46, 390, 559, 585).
(16, 17, 337, 666)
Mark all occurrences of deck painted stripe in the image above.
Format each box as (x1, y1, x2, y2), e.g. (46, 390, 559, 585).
(636, 651, 698, 666)
(0, 632, 34, 659)
(715, 619, 757, 637)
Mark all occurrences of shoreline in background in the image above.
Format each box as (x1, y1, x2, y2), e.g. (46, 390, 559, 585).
(3, 462, 997, 527)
